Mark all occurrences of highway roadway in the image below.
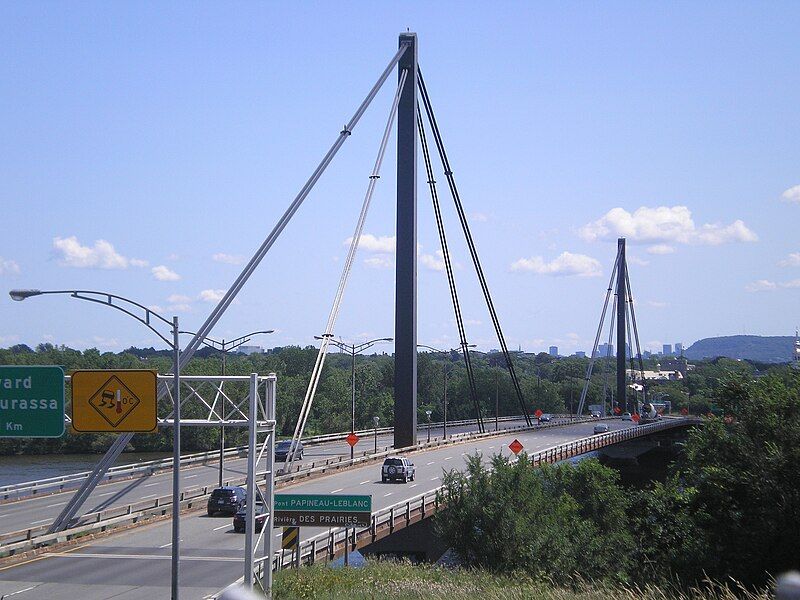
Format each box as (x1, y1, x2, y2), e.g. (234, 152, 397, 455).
(0, 419, 536, 539)
(0, 418, 639, 599)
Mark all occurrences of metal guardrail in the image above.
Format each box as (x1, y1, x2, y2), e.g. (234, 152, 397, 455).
(0, 415, 578, 555)
(248, 418, 698, 583)
(0, 415, 536, 503)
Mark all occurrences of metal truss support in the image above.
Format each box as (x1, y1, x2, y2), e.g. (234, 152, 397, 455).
(394, 31, 418, 449)
(244, 374, 276, 593)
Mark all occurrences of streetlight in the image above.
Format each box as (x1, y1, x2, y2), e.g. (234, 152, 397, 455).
(425, 410, 432, 443)
(10, 288, 183, 599)
(315, 334, 392, 460)
(179, 330, 274, 487)
(373, 416, 380, 453)
(417, 343, 476, 439)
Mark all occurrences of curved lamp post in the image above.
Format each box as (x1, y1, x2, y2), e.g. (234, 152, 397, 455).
(10, 288, 183, 599)
(179, 329, 274, 487)
(315, 334, 392, 459)
(417, 343, 476, 438)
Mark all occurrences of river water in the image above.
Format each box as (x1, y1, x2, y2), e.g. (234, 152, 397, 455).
(0, 452, 172, 486)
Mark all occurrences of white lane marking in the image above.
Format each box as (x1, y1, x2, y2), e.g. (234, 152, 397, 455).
(359, 480, 370, 485)
(140, 494, 157, 499)
(444, 456, 453, 461)
(53, 552, 240, 562)
(409, 484, 418, 488)
(144, 483, 160, 487)
(331, 488, 343, 494)
(426, 461, 435, 466)
(0, 514, 7, 518)
(30, 518, 51, 525)
(2, 585, 37, 597)
(430, 476, 439, 481)
(213, 524, 230, 531)
(489, 446, 494, 449)
(97, 492, 115, 497)
(461, 452, 466, 456)
(159, 542, 172, 548)
(383, 492, 392, 497)
(46, 501, 66, 507)
(185, 475, 198, 479)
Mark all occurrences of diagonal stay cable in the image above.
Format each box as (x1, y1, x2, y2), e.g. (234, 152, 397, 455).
(284, 69, 409, 473)
(577, 246, 621, 416)
(417, 107, 485, 432)
(625, 267, 647, 401)
(417, 68, 531, 426)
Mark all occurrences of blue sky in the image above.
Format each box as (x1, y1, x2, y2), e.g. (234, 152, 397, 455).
(1, 2, 798, 356)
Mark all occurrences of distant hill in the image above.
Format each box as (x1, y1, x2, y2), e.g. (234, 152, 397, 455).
(684, 335, 795, 363)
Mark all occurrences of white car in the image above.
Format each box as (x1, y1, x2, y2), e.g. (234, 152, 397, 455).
(621, 412, 633, 421)
(593, 423, 610, 434)
(381, 457, 415, 483)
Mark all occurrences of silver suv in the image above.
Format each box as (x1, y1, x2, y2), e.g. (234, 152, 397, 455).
(381, 456, 415, 483)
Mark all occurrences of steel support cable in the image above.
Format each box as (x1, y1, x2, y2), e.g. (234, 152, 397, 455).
(625, 294, 638, 403)
(625, 268, 648, 400)
(417, 108, 485, 433)
(576, 247, 621, 416)
(601, 295, 618, 412)
(285, 70, 409, 473)
(48, 45, 409, 534)
(417, 69, 532, 426)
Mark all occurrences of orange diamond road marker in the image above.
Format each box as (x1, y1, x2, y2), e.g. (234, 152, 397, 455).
(88, 376, 141, 427)
(346, 433, 359, 447)
(71, 370, 157, 433)
(509, 439, 524, 455)
(534, 409, 543, 418)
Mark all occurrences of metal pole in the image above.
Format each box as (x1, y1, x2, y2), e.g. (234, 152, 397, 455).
(263, 374, 276, 597)
(442, 368, 448, 439)
(495, 370, 499, 432)
(219, 348, 226, 488)
(344, 527, 349, 566)
(394, 31, 418, 449)
(171, 316, 181, 600)
(244, 373, 257, 589)
(350, 345, 356, 461)
(616, 238, 627, 414)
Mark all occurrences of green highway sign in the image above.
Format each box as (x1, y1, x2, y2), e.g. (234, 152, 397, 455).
(274, 494, 371, 513)
(274, 494, 372, 527)
(0, 366, 65, 438)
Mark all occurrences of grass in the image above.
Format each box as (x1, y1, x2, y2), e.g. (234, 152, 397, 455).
(270, 561, 772, 600)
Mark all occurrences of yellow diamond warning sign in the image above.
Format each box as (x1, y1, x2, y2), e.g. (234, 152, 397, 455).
(71, 370, 157, 433)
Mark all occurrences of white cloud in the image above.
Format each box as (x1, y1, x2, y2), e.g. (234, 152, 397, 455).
(420, 250, 446, 272)
(470, 212, 489, 222)
(364, 256, 393, 269)
(782, 279, 800, 289)
(130, 258, 149, 268)
(152, 265, 181, 281)
(167, 294, 191, 304)
(199, 289, 226, 302)
(746, 279, 778, 292)
(0, 257, 20, 276)
(778, 252, 800, 267)
(510, 252, 602, 277)
(53, 236, 141, 269)
(345, 234, 396, 254)
(579, 206, 757, 246)
(646, 244, 675, 255)
(647, 300, 669, 308)
(781, 185, 800, 203)
(627, 256, 650, 266)
(212, 253, 245, 265)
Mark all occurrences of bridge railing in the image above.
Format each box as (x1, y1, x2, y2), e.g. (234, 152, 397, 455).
(0, 414, 543, 503)
(241, 417, 698, 590)
(0, 414, 584, 554)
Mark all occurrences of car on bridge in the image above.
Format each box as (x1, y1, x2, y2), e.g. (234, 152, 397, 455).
(539, 413, 552, 422)
(207, 486, 246, 517)
(233, 501, 267, 533)
(381, 456, 415, 483)
(275, 439, 304, 461)
(593, 423, 610, 434)
(621, 412, 633, 421)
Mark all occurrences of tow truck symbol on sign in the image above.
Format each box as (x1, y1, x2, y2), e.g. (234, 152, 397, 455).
(88, 376, 141, 427)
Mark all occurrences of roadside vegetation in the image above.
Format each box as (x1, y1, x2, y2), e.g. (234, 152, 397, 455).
(272, 561, 772, 600)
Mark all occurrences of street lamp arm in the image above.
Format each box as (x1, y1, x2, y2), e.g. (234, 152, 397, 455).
(224, 330, 275, 351)
(353, 337, 393, 354)
(10, 289, 174, 347)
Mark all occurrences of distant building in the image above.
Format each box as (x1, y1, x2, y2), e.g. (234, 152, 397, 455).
(549, 346, 558, 357)
(643, 350, 652, 359)
(594, 343, 614, 358)
(660, 357, 690, 377)
(575, 351, 586, 358)
(237, 345, 264, 356)
(674, 342, 683, 355)
(662, 344, 673, 356)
